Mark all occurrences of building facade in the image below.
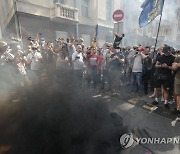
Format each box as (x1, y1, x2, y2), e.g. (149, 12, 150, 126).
(0, 0, 121, 47)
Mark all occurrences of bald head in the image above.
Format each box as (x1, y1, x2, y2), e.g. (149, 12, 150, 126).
(0, 41, 8, 53)
(76, 45, 82, 52)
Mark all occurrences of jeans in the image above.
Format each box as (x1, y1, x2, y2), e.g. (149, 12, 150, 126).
(87, 66, 98, 89)
(130, 72, 142, 94)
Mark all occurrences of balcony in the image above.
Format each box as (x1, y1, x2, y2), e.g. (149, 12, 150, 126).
(50, 3, 79, 24)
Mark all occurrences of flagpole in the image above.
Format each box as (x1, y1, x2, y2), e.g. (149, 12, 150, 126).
(154, 14, 162, 52)
(154, 0, 165, 52)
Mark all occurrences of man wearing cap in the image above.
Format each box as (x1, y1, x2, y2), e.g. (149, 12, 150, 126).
(152, 46, 175, 108)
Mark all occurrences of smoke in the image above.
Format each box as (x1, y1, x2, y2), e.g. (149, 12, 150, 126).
(0, 69, 128, 154)
(162, 0, 178, 22)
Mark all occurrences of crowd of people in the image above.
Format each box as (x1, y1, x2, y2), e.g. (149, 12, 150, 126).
(0, 33, 180, 115)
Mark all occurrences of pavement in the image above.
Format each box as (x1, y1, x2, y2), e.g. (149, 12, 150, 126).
(92, 89, 180, 154)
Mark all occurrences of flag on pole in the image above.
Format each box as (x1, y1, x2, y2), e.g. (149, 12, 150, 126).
(141, 0, 150, 8)
(95, 24, 98, 38)
(92, 24, 98, 47)
(139, 0, 165, 28)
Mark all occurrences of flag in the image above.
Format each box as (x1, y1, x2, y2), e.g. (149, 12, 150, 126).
(92, 24, 98, 47)
(95, 24, 98, 38)
(139, 0, 165, 28)
(141, 0, 150, 8)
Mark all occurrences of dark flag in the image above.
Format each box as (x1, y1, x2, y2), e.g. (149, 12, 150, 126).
(95, 24, 98, 39)
(92, 24, 98, 47)
(139, 0, 165, 28)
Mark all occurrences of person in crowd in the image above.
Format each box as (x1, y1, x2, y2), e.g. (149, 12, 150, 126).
(113, 33, 125, 49)
(172, 52, 180, 114)
(68, 37, 76, 67)
(56, 49, 69, 70)
(45, 41, 57, 80)
(27, 43, 43, 84)
(129, 46, 147, 95)
(96, 47, 103, 87)
(124, 46, 131, 79)
(149, 46, 164, 98)
(86, 46, 100, 91)
(142, 46, 152, 95)
(127, 46, 138, 81)
(72, 45, 84, 87)
(101, 44, 112, 91)
(108, 47, 125, 93)
(152, 46, 175, 108)
(78, 38, 85, 52)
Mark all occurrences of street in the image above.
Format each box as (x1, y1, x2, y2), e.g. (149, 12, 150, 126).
(92, 89, 180, 154)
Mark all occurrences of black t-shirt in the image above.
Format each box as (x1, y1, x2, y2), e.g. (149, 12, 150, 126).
(156, 54, 175, 76)
(113, 36, 123, 48)
(109, 53, 124, 71)
(143, 56, 152, 71)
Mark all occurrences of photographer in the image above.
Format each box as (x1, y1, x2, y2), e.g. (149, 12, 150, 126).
(129, 47, 147, 95)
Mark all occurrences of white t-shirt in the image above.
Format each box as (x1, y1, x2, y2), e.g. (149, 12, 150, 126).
(132, 54, 143, 73)
(72, 51, 84, 70)
(27, 51, 42, 71)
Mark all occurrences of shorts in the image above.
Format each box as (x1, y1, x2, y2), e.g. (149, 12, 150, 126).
(154, 74, 171, 90)
(174, 79, 180, 95)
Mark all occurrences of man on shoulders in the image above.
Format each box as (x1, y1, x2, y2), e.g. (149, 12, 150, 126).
(113, 33, 125, 49)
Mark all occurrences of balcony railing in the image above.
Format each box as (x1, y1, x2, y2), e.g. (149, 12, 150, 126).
(50, 3, 78, 23)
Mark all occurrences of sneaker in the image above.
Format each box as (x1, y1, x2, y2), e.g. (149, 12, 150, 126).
(168, 100, 175, 105)
(152, 101, 159, 105)
(164, 104, 170, 109)
(172, 108, 180, 114)
(161, 96, 165, 102)
(149, 94, 155, 98)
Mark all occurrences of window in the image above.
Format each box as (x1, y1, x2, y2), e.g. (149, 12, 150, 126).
(81, 0, 89, 17)
(53, 0, 65, 4)
(106, 0, 112, 20)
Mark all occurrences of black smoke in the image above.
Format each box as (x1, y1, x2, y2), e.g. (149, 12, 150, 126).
(0, 69, 128, 154)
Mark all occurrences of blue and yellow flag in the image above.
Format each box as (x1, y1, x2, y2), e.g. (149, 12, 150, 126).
(139, 0, 165, 28)
(92, 24, 98, 48)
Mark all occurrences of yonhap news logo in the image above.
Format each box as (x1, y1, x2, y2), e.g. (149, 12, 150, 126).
(120, 133, 134, 149)
(120, 133, 180, 149)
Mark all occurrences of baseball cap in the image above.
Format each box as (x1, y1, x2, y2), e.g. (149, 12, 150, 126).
(163, 46, 171, 53)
